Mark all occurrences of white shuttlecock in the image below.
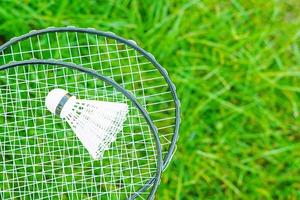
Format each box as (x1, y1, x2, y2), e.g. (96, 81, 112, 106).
(45, 88, 129, 160)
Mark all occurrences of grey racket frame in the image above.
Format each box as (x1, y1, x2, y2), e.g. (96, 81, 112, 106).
(0, 26, 180, 171)
(0, 59, 163, 200)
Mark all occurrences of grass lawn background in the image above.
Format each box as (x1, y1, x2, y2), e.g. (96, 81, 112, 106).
(0, 0, 300, 199)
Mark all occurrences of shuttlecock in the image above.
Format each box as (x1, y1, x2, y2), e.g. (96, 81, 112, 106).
(45, 88, 129, 160)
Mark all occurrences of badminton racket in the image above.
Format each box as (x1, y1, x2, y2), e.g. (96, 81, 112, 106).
(0, 27, 180, 171)
(0, 59, 162, 200)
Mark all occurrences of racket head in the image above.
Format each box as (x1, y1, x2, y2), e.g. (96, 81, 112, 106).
(0, 27, 180, 169)
(0, 59, 162, 200)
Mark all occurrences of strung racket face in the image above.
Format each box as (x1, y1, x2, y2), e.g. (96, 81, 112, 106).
(0, 60, 162, 200)
(0, 27, 180, 169)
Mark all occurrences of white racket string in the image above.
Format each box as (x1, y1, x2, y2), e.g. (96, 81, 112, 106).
(0, 29, 178, 169)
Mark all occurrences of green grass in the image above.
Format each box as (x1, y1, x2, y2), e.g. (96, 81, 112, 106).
(1, 0, 300, 199)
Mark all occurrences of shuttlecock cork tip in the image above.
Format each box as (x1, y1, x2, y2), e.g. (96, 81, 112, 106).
(46, 88, 70, 115)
